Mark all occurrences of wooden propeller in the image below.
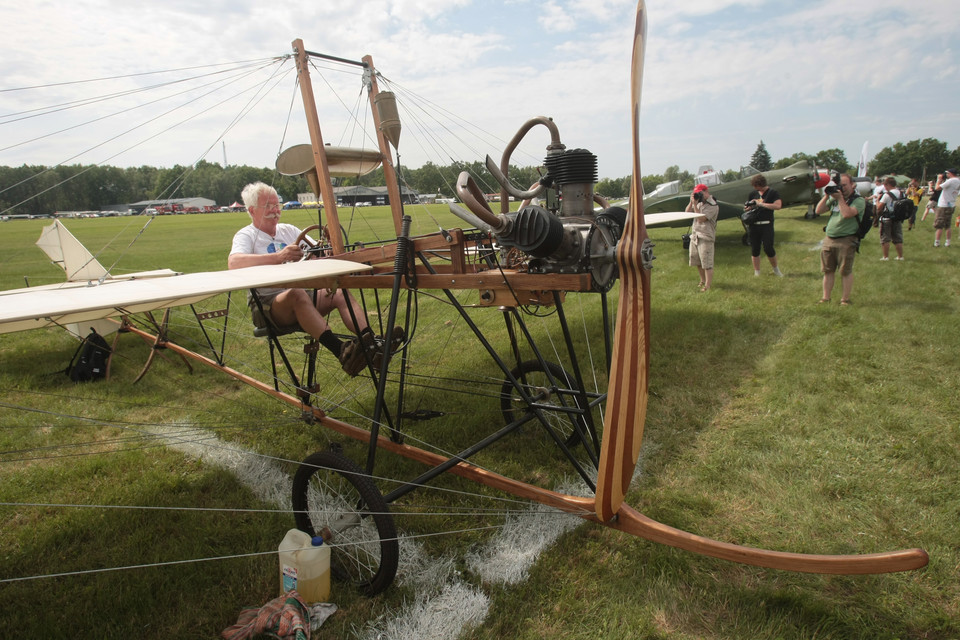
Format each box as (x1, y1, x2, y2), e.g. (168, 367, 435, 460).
(592, 0, 927, 574)
(594, 0, 651, 524)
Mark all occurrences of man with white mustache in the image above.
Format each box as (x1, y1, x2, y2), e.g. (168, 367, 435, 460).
(229, 181, 400, 376)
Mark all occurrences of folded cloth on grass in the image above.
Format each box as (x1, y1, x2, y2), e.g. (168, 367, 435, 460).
(222, 590, 337, 640)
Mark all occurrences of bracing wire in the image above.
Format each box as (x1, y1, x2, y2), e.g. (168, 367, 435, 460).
(1, 60, 295, 216)
(0, 48, 610, 590)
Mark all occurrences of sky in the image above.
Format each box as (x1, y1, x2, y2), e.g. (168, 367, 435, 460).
(2, 0, 958, 183)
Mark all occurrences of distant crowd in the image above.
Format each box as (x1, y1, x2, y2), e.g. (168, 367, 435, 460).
(683, 169, 960, 305)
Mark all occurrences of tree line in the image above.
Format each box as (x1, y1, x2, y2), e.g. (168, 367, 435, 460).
(3, 138, 957, 215)
(0, 158, 544, 216)
(0, 161, 312, 216)
(598, 138, 960, 199)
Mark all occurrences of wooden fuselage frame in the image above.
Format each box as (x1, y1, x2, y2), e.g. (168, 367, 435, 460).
(132, 8, 928, 577)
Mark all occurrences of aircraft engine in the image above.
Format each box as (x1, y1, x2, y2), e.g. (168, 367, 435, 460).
(451, 119, 625, 292)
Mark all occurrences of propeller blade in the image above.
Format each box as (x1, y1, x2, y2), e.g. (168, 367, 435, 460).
(595, 0, 649, 523)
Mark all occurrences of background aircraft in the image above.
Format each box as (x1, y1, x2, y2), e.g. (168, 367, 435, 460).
(642, 160, 823, 228)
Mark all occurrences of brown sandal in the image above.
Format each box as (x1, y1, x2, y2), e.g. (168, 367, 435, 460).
(839, 299, 852, 306)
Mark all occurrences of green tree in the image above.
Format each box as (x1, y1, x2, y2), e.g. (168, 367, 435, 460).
(750, 141, 772, 171)
(597, 175, 634, 199)
(640, 174, 661, 197)
(773, 152, 813, 170)
(662, 165, 693, 187)
(868, 138, 949, 179)
(950, 146, 960, 170)
(813, 148, 850, 174)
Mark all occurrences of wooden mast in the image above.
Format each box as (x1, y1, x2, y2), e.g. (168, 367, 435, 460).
(291, 39, 345, 255)
(362, 55, 405, 237)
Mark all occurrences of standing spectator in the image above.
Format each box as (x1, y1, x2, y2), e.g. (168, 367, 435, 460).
(744, 174, 783, 276)
(871, 177, 885, 204)
(876, 176, 904, 260)
(815, 173, 863, 306)
(922, 179, 941, 222)
(685, 183, 719, 291)
(934, 168, 960, 247)
(905, 178, 922, 230)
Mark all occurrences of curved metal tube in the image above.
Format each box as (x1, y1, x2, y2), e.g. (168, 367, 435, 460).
(497, 116, 565, 214)
(594, 193, 610, 210)
(447, 203, 494, 234)
(486, 155, 546, 202)
(455, 171, 509, 233)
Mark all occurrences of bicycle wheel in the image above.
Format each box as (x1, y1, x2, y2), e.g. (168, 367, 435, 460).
(292, 449, 399, 596)
(500, 360, 591, 448)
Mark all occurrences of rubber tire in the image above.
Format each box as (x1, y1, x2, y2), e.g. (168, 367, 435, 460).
(292, 450, 398, 596)
(500, 360, 590, 448)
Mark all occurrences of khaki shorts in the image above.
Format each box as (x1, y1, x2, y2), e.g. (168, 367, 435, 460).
(879, 219, 903, 244)
(247, 289, 284, 330)
(688, 236, 715, 269)
(934, 206, 954, 229)
(821, 235, 857, 276)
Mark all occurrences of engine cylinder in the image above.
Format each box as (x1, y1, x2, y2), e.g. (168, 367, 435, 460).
(543, 149, 598, 217)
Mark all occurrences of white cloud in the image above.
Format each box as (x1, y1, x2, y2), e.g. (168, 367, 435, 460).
(537, 2, 577, 33)
(2, 0, 959, 180)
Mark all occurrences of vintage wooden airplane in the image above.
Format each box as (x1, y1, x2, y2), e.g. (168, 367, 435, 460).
(0, 0, 928, 597)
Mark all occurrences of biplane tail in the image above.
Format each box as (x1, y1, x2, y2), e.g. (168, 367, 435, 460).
(35, 220, 179, 284)
(36, 220, 110, 282)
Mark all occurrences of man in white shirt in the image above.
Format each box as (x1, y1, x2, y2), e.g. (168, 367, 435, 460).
(871, 178, 885, 204)
(876, 177, 904, 260)
(934, 168, 960, 247)
(229, 181, 400, 376)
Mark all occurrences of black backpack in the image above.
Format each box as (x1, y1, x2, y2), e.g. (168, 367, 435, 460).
(855, 196, 874, 242)
(881, 189, 916, 222)
(66, 328, 112, 382)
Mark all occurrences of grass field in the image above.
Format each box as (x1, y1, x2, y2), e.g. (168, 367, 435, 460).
(0, 203, 958, 639)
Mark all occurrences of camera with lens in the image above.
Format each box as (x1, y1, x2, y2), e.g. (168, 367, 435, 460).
(744, 199, 758, 208)
(824, 172, 842, 195)
(693, 191, 704, 202)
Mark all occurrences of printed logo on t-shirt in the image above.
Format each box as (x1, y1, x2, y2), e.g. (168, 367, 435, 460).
(267, 241, 287, 254)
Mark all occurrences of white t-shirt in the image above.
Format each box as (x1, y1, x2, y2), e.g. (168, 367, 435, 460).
(230, 223, 307, 299)
(230, 222, 303, 257)
(938, 177, 960, 208)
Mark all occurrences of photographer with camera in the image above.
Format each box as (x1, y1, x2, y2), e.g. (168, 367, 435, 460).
(876, 176, 904, 261)
(685, 183, 720, 291)
(815, 173, 863, 306)
(744, 173, 783, 277)
(922, 179, 940, 223)
(933, 168, 960, 247)
(905, 178, 922, 231)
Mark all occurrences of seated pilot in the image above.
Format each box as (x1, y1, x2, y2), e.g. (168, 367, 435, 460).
(228, 181, 400, 376)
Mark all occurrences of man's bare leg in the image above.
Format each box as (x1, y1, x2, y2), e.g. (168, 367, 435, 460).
(269, 289, 331, 339)
(316, 289, 369, 334)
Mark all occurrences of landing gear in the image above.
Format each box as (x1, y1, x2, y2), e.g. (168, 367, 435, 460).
(292, 449, 399, 596)
(500, 360, 593, 448)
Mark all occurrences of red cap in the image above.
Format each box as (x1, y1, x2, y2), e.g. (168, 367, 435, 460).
(693, 184, 708, 193)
